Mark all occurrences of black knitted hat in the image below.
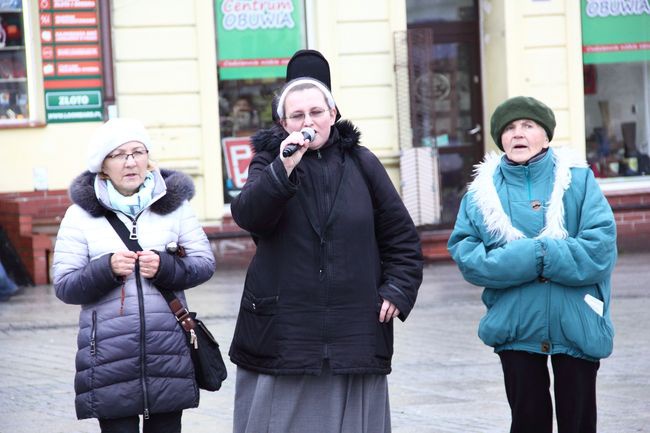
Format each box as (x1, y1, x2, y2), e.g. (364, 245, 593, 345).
(490, 96, 556, 150)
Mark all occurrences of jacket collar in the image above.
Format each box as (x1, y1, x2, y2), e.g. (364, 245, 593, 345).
(69, 168, 195, 217)
(468, 147, 587, 243)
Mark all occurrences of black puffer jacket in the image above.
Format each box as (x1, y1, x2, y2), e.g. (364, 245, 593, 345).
(229, 121, 423, 375)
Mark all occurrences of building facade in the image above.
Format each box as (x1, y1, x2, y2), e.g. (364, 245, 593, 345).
(1, 0, 648, 283)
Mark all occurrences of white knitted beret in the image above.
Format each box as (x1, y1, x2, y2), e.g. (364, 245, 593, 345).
(87, 118, 152, 173)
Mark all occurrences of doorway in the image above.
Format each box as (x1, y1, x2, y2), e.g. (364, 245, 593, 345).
(406, 0, 483, 227)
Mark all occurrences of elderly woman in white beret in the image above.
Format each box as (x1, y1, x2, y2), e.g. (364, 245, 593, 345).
(52, 118, 215, 433)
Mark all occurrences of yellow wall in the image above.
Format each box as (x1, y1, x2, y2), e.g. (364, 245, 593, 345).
(111, 0, 222, 223)
(481, 0, 586, 153)
(307, 0, 407, 185)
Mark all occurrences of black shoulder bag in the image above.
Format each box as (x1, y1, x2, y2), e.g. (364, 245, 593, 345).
(105, 212, 227, 391)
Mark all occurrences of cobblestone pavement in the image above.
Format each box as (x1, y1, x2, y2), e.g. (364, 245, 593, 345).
(1, 253, 648, 433)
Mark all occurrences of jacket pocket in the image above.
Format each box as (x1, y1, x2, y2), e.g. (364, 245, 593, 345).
(374, 301, 394, 360)
(559, 285, 614, 359)
(90, 310, 97, 359)
(232, 291, 279, 358)
(478, 288, 521, 348)
(375, 321, 394, 360)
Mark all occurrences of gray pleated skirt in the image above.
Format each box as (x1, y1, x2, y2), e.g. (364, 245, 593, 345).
(233, 363, 391, 433)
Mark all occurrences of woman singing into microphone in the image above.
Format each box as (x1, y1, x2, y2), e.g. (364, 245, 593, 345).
(229, 58, 423, 432)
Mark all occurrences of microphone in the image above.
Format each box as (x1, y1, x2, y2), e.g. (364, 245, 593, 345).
(282, 127, 316, 157)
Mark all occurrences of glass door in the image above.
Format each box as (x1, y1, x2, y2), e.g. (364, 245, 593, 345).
(406, 16, 483, 226)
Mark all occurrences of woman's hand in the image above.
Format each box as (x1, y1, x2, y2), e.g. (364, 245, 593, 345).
(379, 299, 400, 323)
(280, 131, 310, 176)
(110, 251, 138, 277)
(137, 250, 160, 279)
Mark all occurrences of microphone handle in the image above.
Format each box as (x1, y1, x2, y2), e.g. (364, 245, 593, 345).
(282, 129, 314, 158)
(282, 144, 299, 157)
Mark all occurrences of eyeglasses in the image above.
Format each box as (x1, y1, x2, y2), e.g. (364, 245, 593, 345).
(285, 108, 329, 123)
(106, 149, 149, 163)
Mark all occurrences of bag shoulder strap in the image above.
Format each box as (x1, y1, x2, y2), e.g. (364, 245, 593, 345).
(105, 211, 141, 251)
(104, 212, 195, 331)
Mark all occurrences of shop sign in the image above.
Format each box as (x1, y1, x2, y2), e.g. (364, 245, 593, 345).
(55, 60, 101, 76)
(44, 89, 103, 122)
(53, 11, 97, 26)
(582, 0, 650, 64)
(215, 0, 305, 80)
(40, 0, 104, 122)
(222, 136, 253, 189)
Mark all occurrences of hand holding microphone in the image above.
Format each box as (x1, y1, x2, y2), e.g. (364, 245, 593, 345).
(282, 127, 316, 157)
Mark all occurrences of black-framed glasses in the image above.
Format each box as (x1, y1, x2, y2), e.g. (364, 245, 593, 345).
(106, 149, 149, 163)
(286, 108, 329, 123)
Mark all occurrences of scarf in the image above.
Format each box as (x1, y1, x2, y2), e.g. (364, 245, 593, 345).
(106, 171, 155, 217)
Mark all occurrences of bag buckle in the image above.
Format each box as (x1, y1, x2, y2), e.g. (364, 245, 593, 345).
(175, 308, 194, 331)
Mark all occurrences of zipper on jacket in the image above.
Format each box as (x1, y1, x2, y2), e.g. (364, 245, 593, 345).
(524, 166, 532, 201)
(128, 214, 143, 240)
(90, 310, 97, 356)
(130, 218, 138, 240)
(134, 260, 150, 419)
(319, 237, 326, 281)
(319, 235, 331, 360)
(113, 211, 141, 240)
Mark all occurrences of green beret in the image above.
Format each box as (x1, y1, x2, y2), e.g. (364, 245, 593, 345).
(490, 96, 556, 151)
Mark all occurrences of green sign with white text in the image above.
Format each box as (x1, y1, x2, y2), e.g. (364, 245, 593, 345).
(581, 0, 650, 64)
(45, 89, 103, 123)
(215, 0, 306, 80)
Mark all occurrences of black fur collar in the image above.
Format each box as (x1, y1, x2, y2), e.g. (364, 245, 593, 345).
(69, 169, 195, 217)
(251, 120, 361, 154)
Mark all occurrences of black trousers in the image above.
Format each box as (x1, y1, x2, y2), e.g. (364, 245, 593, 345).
(99, 410, 182, 433)
(498, 350, 600, 433)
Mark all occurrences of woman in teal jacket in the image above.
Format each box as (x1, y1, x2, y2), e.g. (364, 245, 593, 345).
(448, 96, 616, 433)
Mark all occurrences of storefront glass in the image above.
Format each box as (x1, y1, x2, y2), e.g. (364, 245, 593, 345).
(214, 0, 306, 203)
(0, 0, 28, 122)
(406, 0, 483, 227)
(581, 0, 650, 178)
(407, 0, 477, 23)
(218, 77, 283, 201)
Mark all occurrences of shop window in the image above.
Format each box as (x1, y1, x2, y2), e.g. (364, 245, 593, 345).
(581, 2, 650, 178)
(0, 0, 29, 122)
(407, 0, 477, 24)
(584, 63, 650, 178)
(213, 0, 306, 203)
(219, 78, 283, 202)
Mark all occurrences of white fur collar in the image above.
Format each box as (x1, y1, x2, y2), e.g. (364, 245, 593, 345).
(468, 147, 587, 243)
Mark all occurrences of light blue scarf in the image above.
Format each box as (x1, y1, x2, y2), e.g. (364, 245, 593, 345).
(106, 171, 155, 217)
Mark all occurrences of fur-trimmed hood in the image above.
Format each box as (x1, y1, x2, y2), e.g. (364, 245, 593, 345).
(468, 147, 587, 243)
(250, 120, 361, 154)
(69, 168, 195, 217)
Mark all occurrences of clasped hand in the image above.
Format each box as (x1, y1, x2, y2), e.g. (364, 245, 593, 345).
(110, 250, 160, 279)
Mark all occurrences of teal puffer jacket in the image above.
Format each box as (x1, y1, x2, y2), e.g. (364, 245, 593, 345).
(448, 148, 616, 361)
